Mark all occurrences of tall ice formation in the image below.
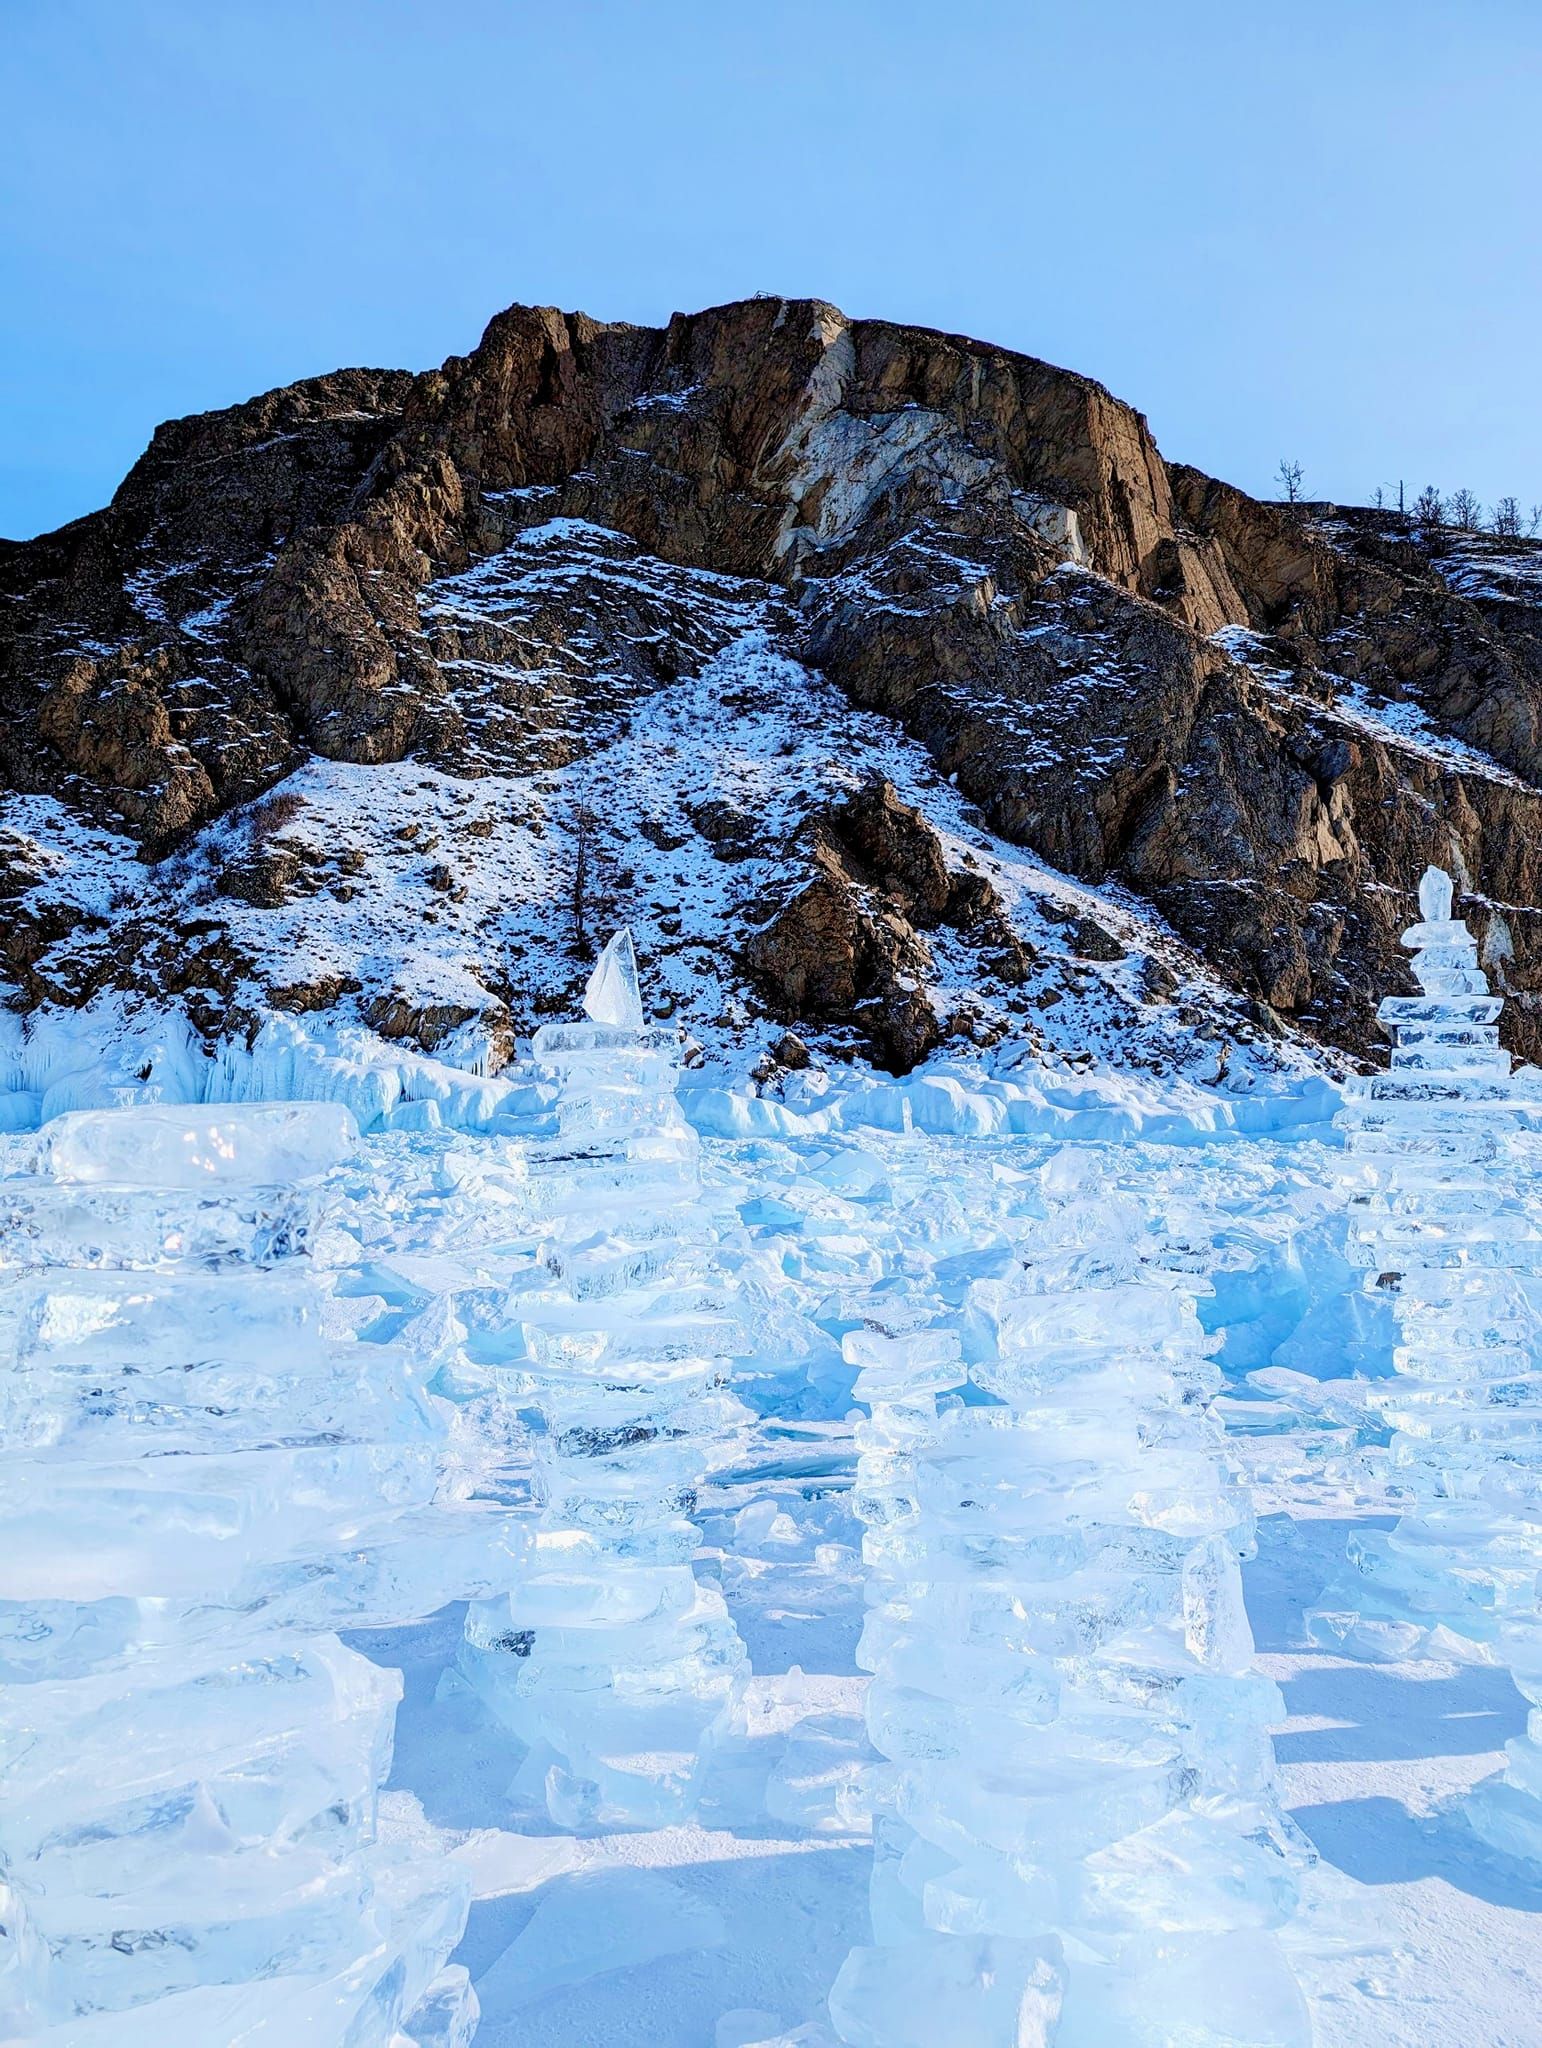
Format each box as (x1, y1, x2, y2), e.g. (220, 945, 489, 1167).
(459, 930, 751, 1827)
(830, 1147, 1316, 2048)
(1310, 867, 1542, 1865)
(0, 1100, 516, 2045)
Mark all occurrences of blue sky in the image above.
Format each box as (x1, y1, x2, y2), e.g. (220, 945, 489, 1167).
(3, 0, 1539, 539)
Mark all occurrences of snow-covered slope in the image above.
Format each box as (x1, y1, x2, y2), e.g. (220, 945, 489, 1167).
(9, 296, 1542, 1083)
(2, 518, 1344, 1115)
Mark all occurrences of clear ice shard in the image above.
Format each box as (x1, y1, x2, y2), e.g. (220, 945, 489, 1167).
(1419, 863, 1454, 923)
(1308, 868, 1542, 1866)
(457, 933, 750, 1829)
(584, 925, 646, 1030)
(0, 1102, 515, 2046)
(829, 1148, 1318, 2048)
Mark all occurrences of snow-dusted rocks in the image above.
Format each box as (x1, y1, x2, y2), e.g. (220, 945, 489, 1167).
(1310, 868, 1542, 1864)
(830, 1149, 1315, 2048)
(459, 930, 751, 1828)
(13, 293, 1542, 1080)
(0, 1103, 491, 2044)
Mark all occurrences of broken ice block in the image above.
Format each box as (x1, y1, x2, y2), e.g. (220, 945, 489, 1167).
(1419, 863, 1454, 922)
(44, 1100, 358, 1187)
(0, 1102, 502, 2040)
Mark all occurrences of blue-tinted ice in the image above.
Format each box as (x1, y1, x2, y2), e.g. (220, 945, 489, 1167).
(457, 930, 750, 1827)
(0, 1101, 519, 2044)
(829, 1148, 1319, 2047)
(1309, 867, 1542, 1866)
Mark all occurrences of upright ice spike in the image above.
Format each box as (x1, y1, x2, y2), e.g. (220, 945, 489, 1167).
(830, 1148, 1318, 2048)
(584, 925, 646, 1030)
(458, 930, 751, 1829)
(1308, 868, 1542, 1866)
(1419, 864, 1455, 924)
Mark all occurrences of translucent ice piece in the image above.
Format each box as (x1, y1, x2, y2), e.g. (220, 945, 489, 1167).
(830, 1934, 1063, 2048)
(0, 1181, 320, 1273)
(0, 1436, 447, 1603)
(1418, 865, 1454, 923)
(401, 1963, 480, 2048)
(583, 927, 646, 1030)
(43, 1103, 358, 1189)
(1, 1633, 398, 1858)
(5, 1269, 322, 1370)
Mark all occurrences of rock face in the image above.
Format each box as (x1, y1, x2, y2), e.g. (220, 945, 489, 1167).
(746, 779, 1029, 1071)
(5, 294, 1542, 1066)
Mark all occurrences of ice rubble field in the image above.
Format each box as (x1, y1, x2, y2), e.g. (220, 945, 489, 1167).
(3, 910, 1542, 2047)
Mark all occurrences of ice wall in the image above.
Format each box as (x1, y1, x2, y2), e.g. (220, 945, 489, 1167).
(829, 1147, 1316, 2048)
(0, 1102, 511, 2045)
(1309, 868, 1542, 1864)
(458, 932, 751, 1827)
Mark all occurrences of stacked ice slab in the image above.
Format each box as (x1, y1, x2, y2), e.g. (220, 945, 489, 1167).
(460, 931, 749, 1828)
(0, 1102, 486, 2047)
(1311, 867, 1542, 1864)
(830, 1149, 1314, 2048)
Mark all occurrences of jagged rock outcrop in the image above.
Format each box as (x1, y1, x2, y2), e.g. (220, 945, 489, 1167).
(5, 293, 1542, 1063)
(745, 778, 1030, 1070)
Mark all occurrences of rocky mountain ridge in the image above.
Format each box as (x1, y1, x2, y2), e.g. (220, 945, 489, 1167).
(5, 294, 1542, 1074)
